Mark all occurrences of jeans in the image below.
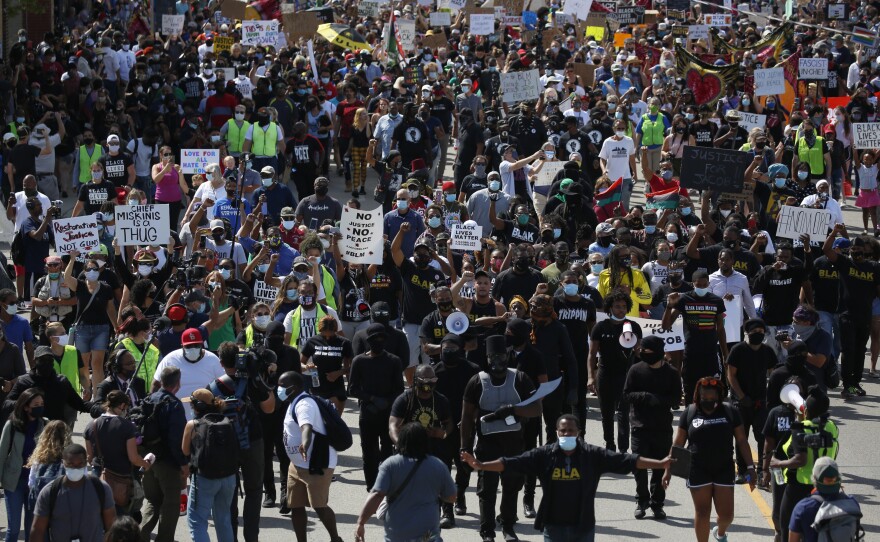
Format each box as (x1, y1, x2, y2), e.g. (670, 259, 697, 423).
(359, 409, 394, 491)
(231, 438, 264, 542)
(543, 524, 595, 542)
(631, 428, 671, 507)
(391, 525, 443, 542)
(818, 310, 842, 361)
(341, 319, 371, 342)
(135, 175, 153, 203)
(597, 369, 629, 452)
(73, 323, 111, 352)
(4, 471, 31, 542)
(140, 460, 182, 542)
(188, 473, 236, 542)
(476, 469, 524, 537)
(840, 312, 870, 387)
(831, 166, 844, 200)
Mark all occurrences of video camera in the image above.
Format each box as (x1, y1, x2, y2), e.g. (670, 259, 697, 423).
(234, 346, 277, 392)
(168, 253, 207, 289)
(792, 413, 836, 451)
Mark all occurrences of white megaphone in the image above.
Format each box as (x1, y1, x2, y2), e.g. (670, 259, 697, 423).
(619, 321, 638, 349)
(446, 312, 470, 335)
(780, 383, 806, 413)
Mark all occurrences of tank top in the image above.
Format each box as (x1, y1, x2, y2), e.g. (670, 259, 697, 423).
(155, 166, 182, 202)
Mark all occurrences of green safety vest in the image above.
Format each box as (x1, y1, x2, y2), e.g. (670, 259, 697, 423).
(120, 338, 160, 384)
(782, 419, 839, 485)
(318, 265, 338, 311)
(288, 304, 328, 348)
(640, 114, 665, 146)
(226, 119, 250, 154)
(53, 346, 80, 392)
(6, 123, 18, 139)
(78, 145, 103, 184)
(251, 122, 278, 157)
(244, 324, 256, 347)
(796, 136, 826, 174)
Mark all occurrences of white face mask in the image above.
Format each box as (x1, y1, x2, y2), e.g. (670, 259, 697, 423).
(53, 334, 69, 347)
(235, 113, 245, 121)
(137, 264, 153, 277)
(64, 466, 87, 482)
(128, 199, 141, 206)
(254, 315, 270, 329)
(615, 130, 625, 137)
(183, 347, 202, 361)
(666, 232, 679, 243)
(108, 144, 120, 153)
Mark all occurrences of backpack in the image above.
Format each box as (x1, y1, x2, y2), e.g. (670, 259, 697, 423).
(128, 394, 174, 451)
(10, 230, 25, 265)
(811, 494, 864, 542)
(28, 462, 64, 511)
(46, 475, 106, 517)
(208, 374, 252, 450)
(291, 394, 353, 452)
(190, 412, 241, 479)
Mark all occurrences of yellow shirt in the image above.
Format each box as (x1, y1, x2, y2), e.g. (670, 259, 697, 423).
(597, 268, 653, 316)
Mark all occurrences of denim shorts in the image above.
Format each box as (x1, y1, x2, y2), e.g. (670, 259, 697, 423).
(74, 323, 110, 352)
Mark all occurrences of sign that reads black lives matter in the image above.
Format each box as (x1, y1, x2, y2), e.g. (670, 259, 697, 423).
(114, 205, 171, 246)
(679, 146, 751, 192)
(853, 123, 880, 149)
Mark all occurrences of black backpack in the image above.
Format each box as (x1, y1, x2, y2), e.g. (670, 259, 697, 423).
(46, 475, 106, 516)
(291, 394, 353, 452)
(191, 412, 241, 479)
(208, 374, 252, 450)
(128, 394, 174, 450)
(10, 230, 25, 265)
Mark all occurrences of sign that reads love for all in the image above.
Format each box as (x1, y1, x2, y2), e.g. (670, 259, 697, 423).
(339, 206, 384, 264)
(114, 205, 171, 246)
(52, 215, 100, 255)
(180, 149, 220, 174)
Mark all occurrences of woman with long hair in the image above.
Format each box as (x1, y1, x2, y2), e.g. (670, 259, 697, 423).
(347, 107, 372, 198)
(0, 388, 46, 542)
(203, 270, 240, 350)
(151, 145, 189, 231)
(596, 245, 652, 317)
(26, 419, 71, 512)
(270, 275, 301, 323)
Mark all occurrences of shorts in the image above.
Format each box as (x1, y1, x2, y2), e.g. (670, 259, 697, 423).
(686, 461, 735, 488)
(74, 323, 111, 353)
(872, 297, 880, 317)
(314, 384, 347, 403)
(287, 465, 333, 509)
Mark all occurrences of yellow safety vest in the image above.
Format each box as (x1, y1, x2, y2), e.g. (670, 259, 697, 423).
(782, 419, 839, 485)
(7, 123, 18, 139)
(251, 122, 278, 157)
(78, 145, 103, 184)
(318, 265, 338, 311)
(244, 324, 256, 347)
(288, 304, 328, 348)
(53, 346, 80, 392)
(120, 337, 160, 384)
(640, 114, 665, 146)
(226, 119, 250, 154)
(796, 136, 826, 174)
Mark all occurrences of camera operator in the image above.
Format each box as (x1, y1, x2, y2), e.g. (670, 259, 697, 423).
(210, 341, 276, 542)
(88, 349, 147, 419)
(770, 387, 839, 542)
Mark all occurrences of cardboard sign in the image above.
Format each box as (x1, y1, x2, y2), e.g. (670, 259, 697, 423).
(470, 13, 496, 35)
(220, 0, 247, 20)
(799, 58, 828, 80)
(671, 25, 688, 38)
(585, 26, 605, 41)
(595, 313, 686, 352)
(162, 14, 185, 36)
(564, 0, 593, 20)
(705, 14, 732, 26)
(339, 206, 384, 264)
(358, 0, 382, 18)
(613, 5, 644, 24)
(738, 111, 767, 132)
(114, 205, 172, 247)
(753, 67, 785, 96)
(422, 32, 448, 50)
(571, 62, 597, 87)
(253, 280, 280, 303)
(213, 36, 234, 54)
(181, 149, 220, 174)
(284, 11, 320, 42)
(720, 178, 756, 205)
(775, 205, 832, 243)
(52, 215, 101, 255)
(450, 223, 483, 251)
(689, 24, 709, 39)
(535, 161, 566, 187)
(398, 19, 416, 50)
(724, 295, 743, 342)
(241, 20, 279, 46)
(500, 69, 541, 103)
(852, 123, 880, 149)
(679, 146, 751, 192)
(667, 0, 690, 11)
(430, 11, 452, 26)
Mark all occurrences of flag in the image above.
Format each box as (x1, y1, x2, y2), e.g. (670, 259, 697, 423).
(675, 44, 739, 106)
(646, 186, 681, 210)
(384, 10, 407, 68)
(852, 27, 877, 47)
(712, 23, 792, 62)
(594, 177, 624, 220)
(648, 173, 688, 197)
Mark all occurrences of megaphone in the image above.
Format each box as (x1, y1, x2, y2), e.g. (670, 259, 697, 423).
(780, 383, 806, 413)
(446, 312, 470, 335)
(619, 321, 638, 349)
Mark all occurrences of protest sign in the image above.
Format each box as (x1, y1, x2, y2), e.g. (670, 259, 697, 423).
(827, 3, 846, 18)
(535, 161, 566, 188)
(421, 32, 448, 50)
(852, 123, 880, 149)
(284, 11, 319, 41)
(470, 13, 496, 34)
(679, 146, 751, 192)
(595, 313, 686, 352)
(500, 69, 541, 103)
(724, 295, 743, 342)
(419, 0, 433, 6)
(799, 58, 828, 79)
(220, 0, 247, 19)
(667, 0, 690, 10)
(613, 5, 644, 24)
(430, 11, 452, 25)
(738, 112, 767, 132)
(162, 14, 185, 35)
(671, 25, 688, 38)
(339, 206, 384, 264)
(213, 36, 234, 54)
(449, 0, 467, 11)
(721, 178, 755, 205)
(571, 63, 597, 87)
(450, 223, 483, 251)
(397, 19, 416, 50)
(52, 215, 100, 255)
(585, 25, 605, 40)
(253, 280, 280, 303)
(563, 0, 593, 20)
(775, 205, 832, 243)
(753, 67, 785, 96)
(705, 13, 732, 26)
(114, 205, 172, 246)
(241, 20, 279, 46)
(219, 67, 236, 82)
(688, 24, 709, 39)
(180, 149, 220, 174)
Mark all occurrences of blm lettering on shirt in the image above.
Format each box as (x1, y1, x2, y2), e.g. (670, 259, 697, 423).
(510, 226, 535, 243)
(776, 417, 791, 432)
(89, 189, 109, 206)
(552, 467, 581, 480)
(298, 316, 316, 347)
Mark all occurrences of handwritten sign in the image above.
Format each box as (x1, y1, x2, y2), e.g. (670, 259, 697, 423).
(776, 205, 832, 243)
(213, 36, 234, 54)
(535, 161, 566, 189)
(799, 58, 828, 80)
(595, 313, 686, 352)
(500, 69, 541, 103)
(564, 0, 593, 20)
(738, 111, 767, 132)
(449, 0, 467, 11)
(721, 178, 755, 205)
(284, 11, 319, 42)
(162, 14, 185, 35)
(430, 11, 452, 26)
(689, 24, 709, 39)
(253, 280, 280, 303)
(451, 223, 483, 251)
(827, 3, 846, 18)
(705, 13, 732, 26)
(852, 123, 880, 149)
(339, 206, 384, 264)
(52, 215, 100, 255)
(181, 149, 220, 174)
(241, 20, 279, 46)
(396, 19, 416, 51)
(114, 205, 171, 246)
(613, 6, 644, 24)
(470, 13, 496, 35)
(679, 146, 751, 192)
(358, 0, 382, 17)
(753, 67, 785, 96)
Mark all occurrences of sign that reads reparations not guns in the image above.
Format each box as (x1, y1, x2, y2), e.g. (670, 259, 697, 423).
(114, 205, 171, 246)
(52, 215, 100, 255)
(679, 146, 751, 192)
(339, 206, 383, 264)
(852, 123, 880, 149)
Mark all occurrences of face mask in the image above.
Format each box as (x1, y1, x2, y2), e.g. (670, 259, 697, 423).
(685, 113, 695, 121)
(545, 150, 555, 160)
(389, 113, 400, 120)
(91, 171, 103, 180)
(257, 263, 269, 274)
(747, 332, 765, 345)
(563, 283, 579, 296)
(183, 347, 202, 361)
(775, 178, 787, 188)
(277, 386, 292, 402)
(558, 436, 577, 451)
(652, 78, 661, 87)
(597, 236, 612, 247)
(699, 400, 717, 413)
(65, 466, 87, 482)
(590, 263, 604, 274)
(128, 198, 142, 206)
(720, 209, 732, 218)
(742, 99, 751, 106)
(517, 214, 529, 225)
(641, 350, 664, 364)
(650, 105, 659, 114)
(320, 238, 330, 249)
(766, 102, 776, 109)
(85, 270, 100, 281)
(48, 271, 60, 280)
(54, 334, 69, 346)
(151, 82, 160, 90)
(798, 171, 809, 180)
(138, 265, 153, 277)
(254, 315, 270, 329)
(657, 250, 671, 261)
(615, 112, 624, 120)
(694, 287, 709, 296)
(108, 144, 120, 153)
(793, 323, 815, 340)
(681, 207, 692, 216)
(489, 180, 501, 191)
(214, 267, 230, 281)
(29, 405, 45, 418)
(262, 178, 274, 187)
(615, 130, 625, 137)
(645, 225, 656, 234)
(196, 303, 206, 314)
(301, 295, 315, 306)
(397, 199, 409, 211)
(443, 193, 456, 203)
(666, 232, 679, 243)
(428, 216, 442, 228)
(208, 281, 221, 291)
(661, 170, 673, 180)
(553, 228, 562, 239)
(669, 273, 683, 285)
(286, 289, 299, 301)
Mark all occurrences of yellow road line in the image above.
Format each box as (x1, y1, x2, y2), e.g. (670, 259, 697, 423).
(744, 447, 775, 528)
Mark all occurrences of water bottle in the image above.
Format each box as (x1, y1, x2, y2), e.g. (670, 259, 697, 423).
(771, 467, 785, 485)
(308, 368, 320, 388)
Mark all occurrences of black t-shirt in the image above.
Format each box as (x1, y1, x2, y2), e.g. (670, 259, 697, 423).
(674, 291, 725, 352)
(762, 405, 796, 460)
(726, 342, 776, 402)
(485, 134, 520, 171)
(8, 144, 40, 187)
(582, 118, 613, 149)
(339, 274, 370, 323)
(456, 124, 484, 169)
(558, 130, 593, 159)
(288, 136, 323, 168)
(429, 97, 455, 132)
(491, 268, 542, 305)
(697, 245, 759, 278)
(714, 125, 749, 150)
(545, 451, 585, 526)
(679, 403, 742, 471)
(78, 181, 116, 215)
(512, 345, 548, 389)
(688, 122, 717, 147)
(418, 309, 449, 364)
(553, 294, 596, 357)
(390, 389, 452, 431)
(399, 259, 445, 324)
(100, 153, 133, 188)
(755, 264, 809, 326)
(623, 361, 681, 428)
(434, 358, 481, 422)
(831, 256, 880, 317)
(500, 219, 539, 244)
(84, 415, 137, 474)
(392, 120, 429, 165)
(301, 335, 353, 394)
(809, 256, 841, 313)
(368, 267, 402, 321)
(590, 319, 643, 373)
(460, 174, 488, 198)
(75, 280, 114, 326)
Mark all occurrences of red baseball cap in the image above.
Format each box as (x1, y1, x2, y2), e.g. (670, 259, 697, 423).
(181, 328, 203, 346)
(166, 304, 188, 323)
(441, 181, 456, 192)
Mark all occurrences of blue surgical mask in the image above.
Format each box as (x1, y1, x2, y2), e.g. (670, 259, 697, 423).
(553, 228, 561, 239)
(775, 178, 787, 188)
(428, 216, 442, 228)
(563, 283, 579, 296)
(286, 289, 299, 301)
(558, 435, 577, 451)
(254, 315, 270, 328)
(694, 287, 709, 296)
(489, 180, 501, 191)
(645, 225, 656, 234)
(257, 263, 269, 274)
(610, 313, 626, 321)
(591, 263, 604, 274)
(661, 170, 673, 180)
(445, 193, 456, 203)
(277, 386, 291, 401)
(798, 171, 809, 180)
(681, 207, 692, 216)
(219, 268, 231, 280)
(85, 270, 100, 282)
(397, 199, 409, 211)
(197, 303, 206, 313)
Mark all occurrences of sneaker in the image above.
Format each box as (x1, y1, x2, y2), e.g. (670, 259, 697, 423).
(279, 505, 291, 515)
(712, 526, 729, 542)
(855, 385, 867, 396)
(734, 473, 747, 485)
(634, 505, 647, 519)
(359, 186, 366, 195)
(352, 190, 359, 198)
(650, 505, 667, 520)
(439, 515, 455, 529)
(842, 386, 858, 399)
(262, 495, 276, 508)
(501, 526, 519, 542)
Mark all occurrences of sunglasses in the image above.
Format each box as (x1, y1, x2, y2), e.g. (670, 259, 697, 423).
(698, 377, 722, 387)
(162, 153, 173, 157)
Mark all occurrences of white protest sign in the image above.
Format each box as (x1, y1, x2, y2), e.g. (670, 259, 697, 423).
(799, 57, 828, 80)
(307, 40, 320, 83)
(706, 14, 732, 26)
(852, 123, 880, 149)
(535, 161, 566, 187)
(738, 111, 767, 132)
(52, 215, 100, 255)
(563, 0, 593, 20)
(114, 205, 171, 247)
(358, 0, 381, 18)
(470, 14, 496, 35)
(723, 295, 743, 342)
(450, 223, 483, 251)
(253, 280, 280, 303)
(339, 206, 384, 264)
(162, 14, 185, 35)
(688, 24, 709, 39)
(449, 0, 467, 11)
(180, 149, 220, 174)
(241, 20, 280, 46)
(419, 0, 433, 6)
(775, 205, 832, 243)
(500, 69, 541, 103)
(430, 11, 452, 26)
(219, 67, 236, 81)
(595, 313, 686, 352)
(397, 19, 416, 51)
(753, 67, 785, 96)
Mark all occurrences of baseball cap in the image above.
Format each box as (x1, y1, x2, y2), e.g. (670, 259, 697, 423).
(293, 256, 312, 269)
(209, 219, 225, 231)
(181, 328, 204, 346)
(107, 134, 120, 143)
(596, 223, 614, 236)
(812, 457, 841, 494)
(3, 133, 16, 143)
(366, 323, 386, 340)
(832, 237, 851, 249)
(441, 181, 455, 192)
(260, 165, 275, 176)
(34, 346, 55, 361)
(166, 304, 188, 323)
(45, 256, 62, 265)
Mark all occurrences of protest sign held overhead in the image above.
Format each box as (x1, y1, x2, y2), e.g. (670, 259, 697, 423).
(181, 149, 220, 174)
(501, 70, 541, 103)
(450, 222, 483, 251)
(775, 205, 832, 243)
(114, 205, 171, 246)
(52, 215, 101, 255)
(339, 206, 384, 264)
(679, 146, 751, 192)
(853, 123, 880, 149)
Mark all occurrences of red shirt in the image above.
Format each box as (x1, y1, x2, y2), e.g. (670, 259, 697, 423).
(335, 99, 364, 139)
(311, 81, 338, 100)
(205, 92, 240, 129)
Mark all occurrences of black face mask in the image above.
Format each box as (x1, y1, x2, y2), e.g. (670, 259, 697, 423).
(598, 237, 612, 247)
(669, 273, 683, 285)
(35, 361, 55, 377)
(441, 349, 461, 365)
(747, 332, 765, 345)
(489, 359, 508, 377)
(437, 300, 454, 312)
(699, 400, 717, 413)
(255, 114, 269, 126)
(367, 337, 385, 352)
(212, 232, 225, 243)
(414, 256, 431, 268)
(315, 186, 329, 196)
(515, 257, 531, 270)
(641, 351, 663, 364)
(724, 240, 738, 249)
(620, 256, 632, 267)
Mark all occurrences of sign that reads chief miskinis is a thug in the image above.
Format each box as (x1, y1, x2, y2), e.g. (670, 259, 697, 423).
(52, 215, 100, 255)
(114, 205, 171, 246)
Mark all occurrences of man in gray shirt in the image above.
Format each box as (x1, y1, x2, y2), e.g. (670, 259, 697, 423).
(467, 172, 510, 234)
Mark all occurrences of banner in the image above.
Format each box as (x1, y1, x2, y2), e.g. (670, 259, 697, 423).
(679, 146, 751, 192)
(775, 205, 832, 243)
(798, 57, 828, 80)
(253, 280, 280, 303)
(181, 149, 220, 174)
(339, 206, 384, 264)
(52, 215, 100, 255)
(450, 223, 483, 251)
(241, 20, 280, 46)
(114, 204, 171, 246)
(675, 45, 739, 105)
(713, 22, 792, 62)
(852, 123, 880, 149)
(754, 67, 785, 96)
(470, 13, 495, 35)
(500, 69, 541, 103)
(162, 14, 185, 35)
(595, 313, 686, 352)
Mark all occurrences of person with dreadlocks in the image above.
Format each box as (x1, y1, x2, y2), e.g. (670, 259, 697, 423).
(389, 364, 453, 456)
(597, 244, 652, 317)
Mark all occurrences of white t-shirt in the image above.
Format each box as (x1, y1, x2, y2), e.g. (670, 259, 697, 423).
(152, 349, 224, 420)
(234, 76, 255, 100)
(283, 392, 338, 469)
(563, 109, 590, 129)
(598, 136, 635, 181)
(13, 191, 50, 234)
(126, 138, 159, 177)
(206, 239, 247, 267)
(193, 182, 228, 220)
(282, 305, 341, 349)
(29, 134, 61, 173)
